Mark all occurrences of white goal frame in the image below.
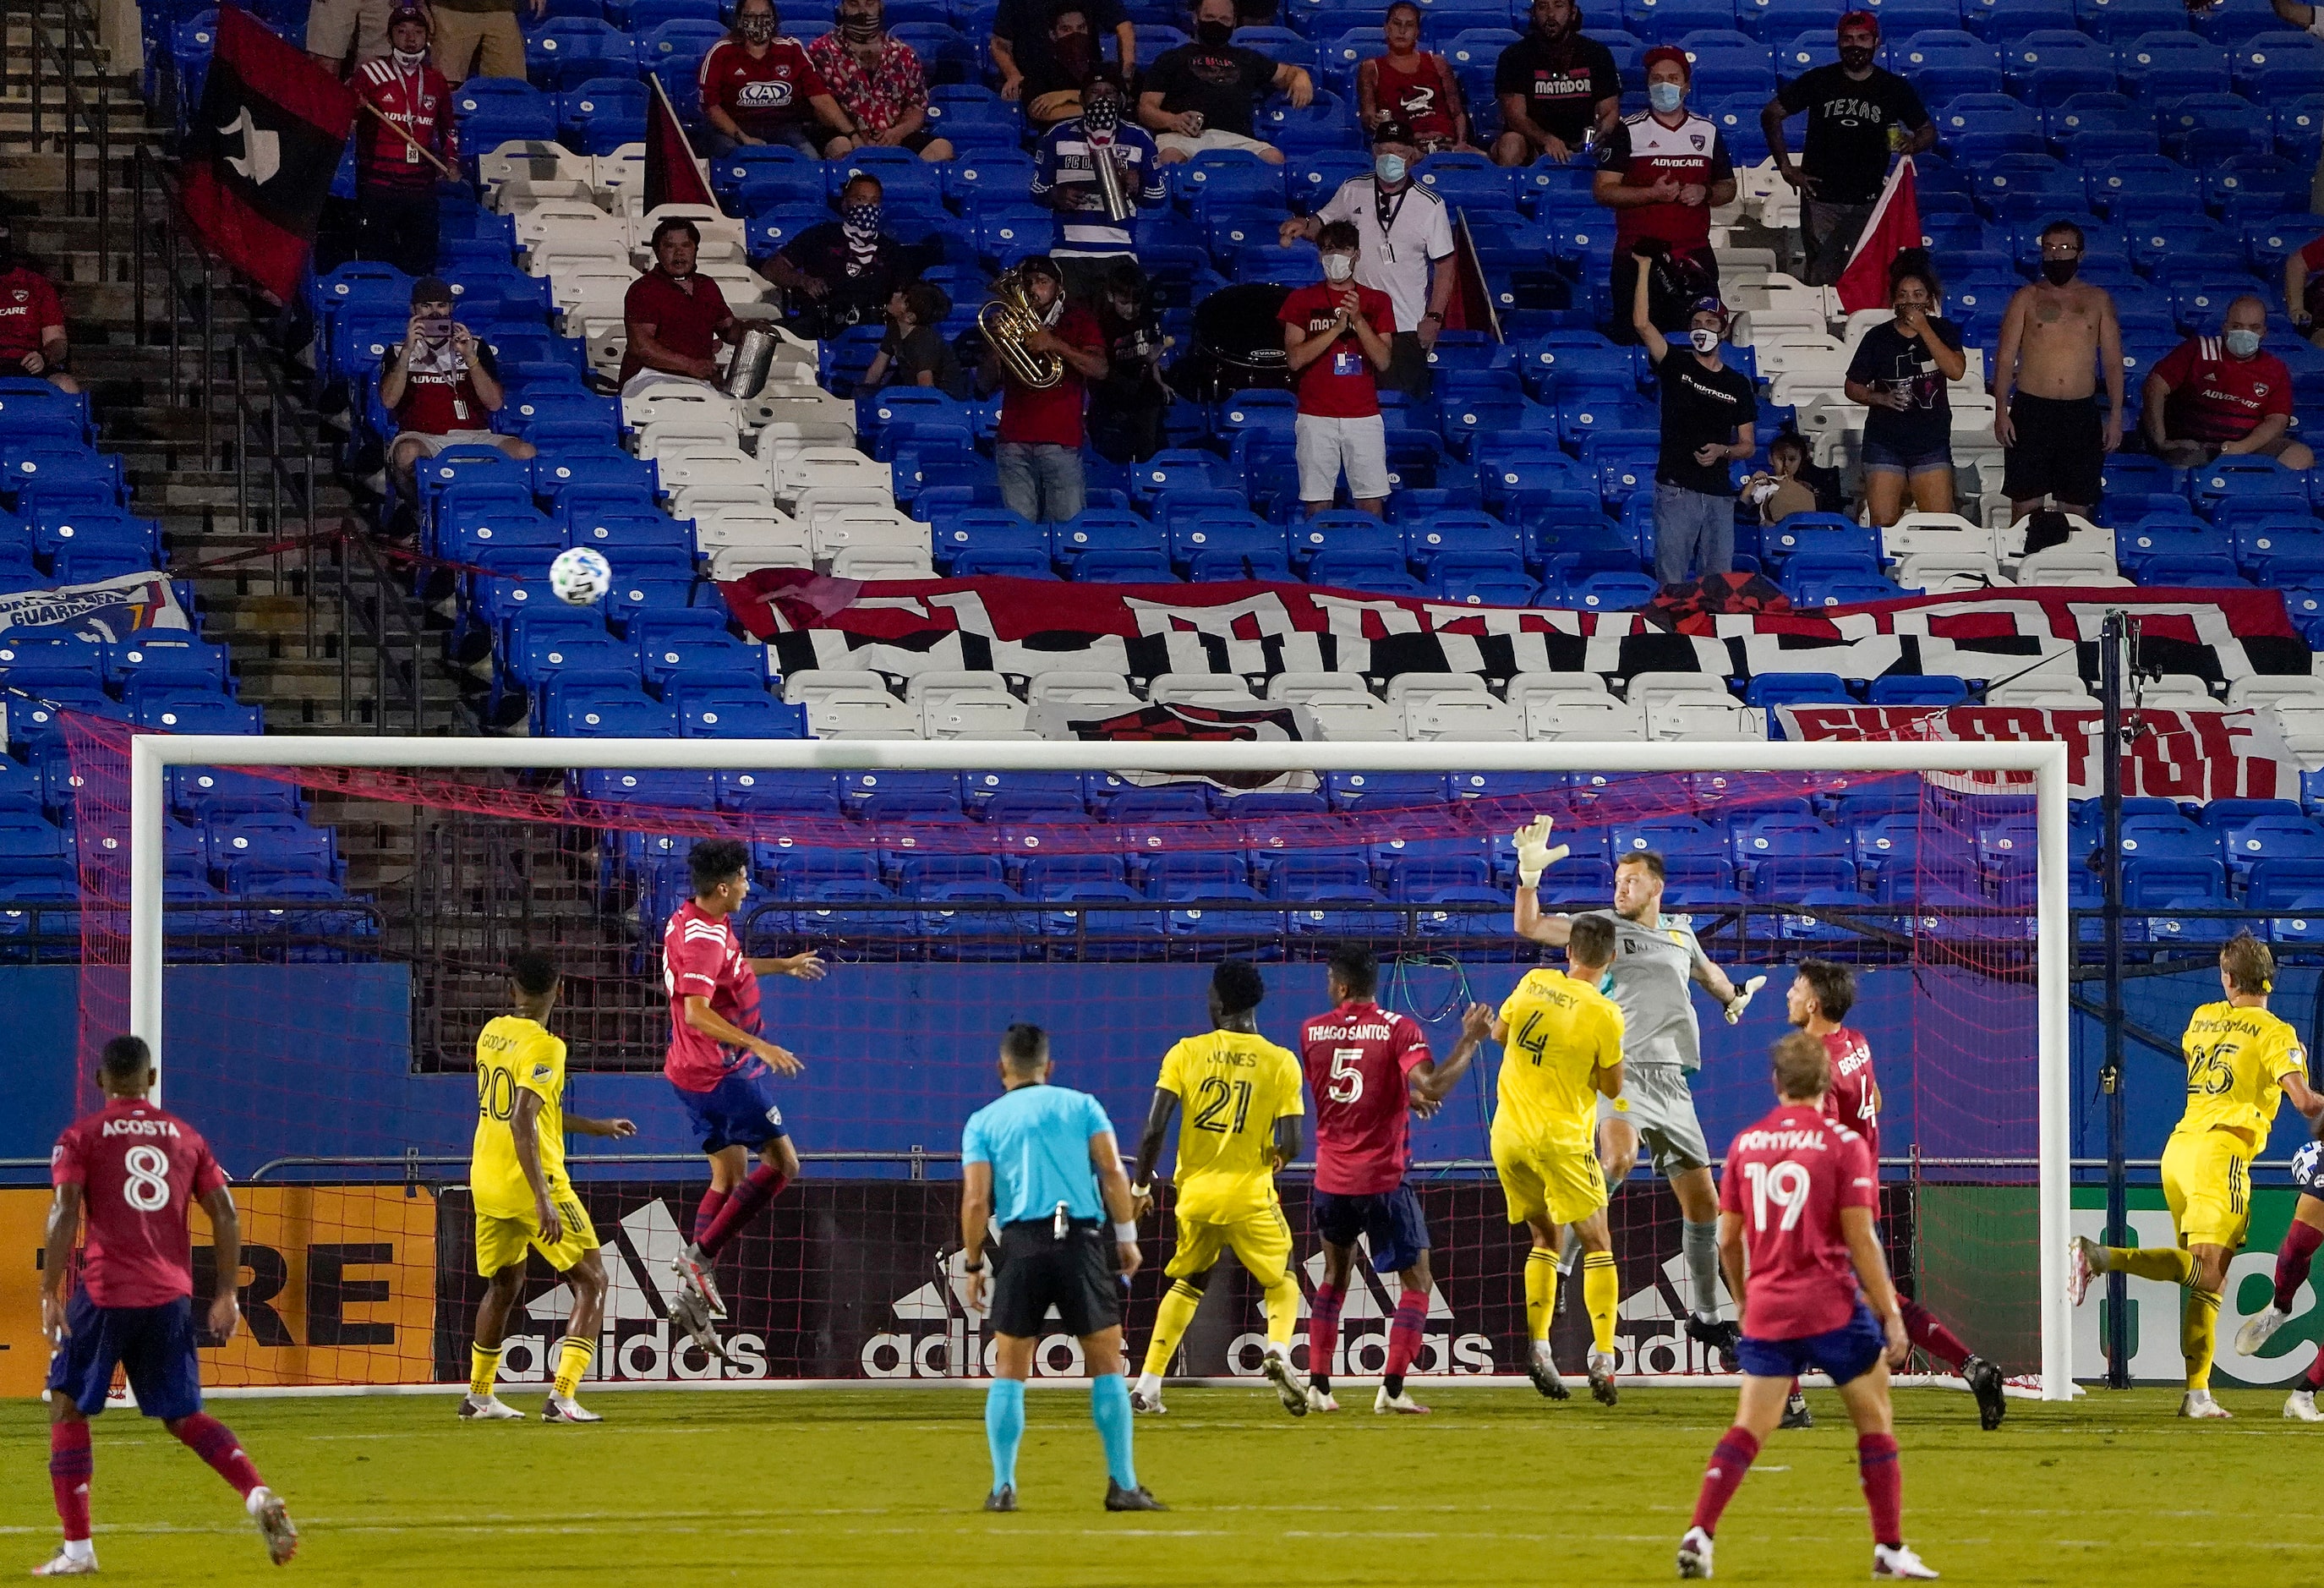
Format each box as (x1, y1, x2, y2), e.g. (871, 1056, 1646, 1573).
(127, 733, 2075, 1400)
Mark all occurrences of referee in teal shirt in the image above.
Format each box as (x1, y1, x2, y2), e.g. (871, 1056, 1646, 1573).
(961, 1022, 1164, 1513)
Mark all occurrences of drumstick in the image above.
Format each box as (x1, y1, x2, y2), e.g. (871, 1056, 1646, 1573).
(361, 100, 457, 181)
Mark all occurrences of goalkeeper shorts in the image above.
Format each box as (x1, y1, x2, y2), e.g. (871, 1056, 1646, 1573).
(1595, 1062, 1711, 1178)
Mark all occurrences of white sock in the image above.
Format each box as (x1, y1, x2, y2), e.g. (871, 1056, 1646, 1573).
(1135, 1371, 1161, 1397)
(1531, 1338, 1555, 1362)
(245, 1487, 273, 1517)
(61, 1540, 94, 1564)
(1262, 1340, 1289, 1362)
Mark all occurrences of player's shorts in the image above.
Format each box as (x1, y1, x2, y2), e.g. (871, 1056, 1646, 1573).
(674, 1061, 790, 1155)
(2293, 1140, 2324, 1200)
(989, 1217, 1121, 1339)
(2161, 1124, 2252, 1250)
(46, 1292, 203, 1421)
(474, 1188, 599, 1278)
(1493, 1135, 1609, 1228)
(1164, 1203, 1293, 1286)
(1738, 1301, 1887, 1387)
(1311, 1184, 1430, 1273)
(1595, 1062, 1712, 1179)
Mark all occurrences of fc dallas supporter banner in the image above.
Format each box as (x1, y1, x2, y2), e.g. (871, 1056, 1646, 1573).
(722, 571, 2313, 691)
(1778, 706, 2302, 801)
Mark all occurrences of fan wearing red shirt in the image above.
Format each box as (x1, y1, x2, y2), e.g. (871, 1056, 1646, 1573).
(1593, 47, 1735, 344)
(985, 255, 1108, 524)
(1296, 944, 1493, 1415)
(36, 1036, 297, 1577)
(697, 0, 850, 155)
(1676, 1032, 1934, 1583)
(621, 218, 743, 396)
(2283, 228, 2324, 343)
(1280, 221, 1397, 516)
(659, 840, 829, 1358)
(0, 217, 75, 393)
(1788, 959, 2005, 1432)
(2141, 296, 2310, 470)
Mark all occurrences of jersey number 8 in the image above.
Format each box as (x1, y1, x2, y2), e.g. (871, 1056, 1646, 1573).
(1741, 1158, 1811, 1234)
(122, 1144, 172, 1212)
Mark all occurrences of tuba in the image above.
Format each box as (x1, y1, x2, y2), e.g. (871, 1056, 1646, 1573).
(1088, 135, 1135, 224)
(978, 266, 1065, 390)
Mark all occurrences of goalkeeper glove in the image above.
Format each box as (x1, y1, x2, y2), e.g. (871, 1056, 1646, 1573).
(1512, 814, 1569, 889)
(1724, 974, 1768, 1025)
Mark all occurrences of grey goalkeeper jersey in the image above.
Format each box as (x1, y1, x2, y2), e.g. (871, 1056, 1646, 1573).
(1575, 908, 1714, 1074)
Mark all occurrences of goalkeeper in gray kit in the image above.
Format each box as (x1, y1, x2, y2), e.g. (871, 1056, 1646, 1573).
(1507, 816, 1767, 1361)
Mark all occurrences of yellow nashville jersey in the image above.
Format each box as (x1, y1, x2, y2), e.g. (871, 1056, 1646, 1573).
(1495, 968, 1627, 1153)
(2179, 999, 2306, 1142)
(1157, 1029, 1304, 1223)
(472, 1015, 571, 1218)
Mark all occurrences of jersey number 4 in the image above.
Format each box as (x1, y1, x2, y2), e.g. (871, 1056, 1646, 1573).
(1193, 1076, 1256, 1135)
(1741, 1159, 1811, 1233)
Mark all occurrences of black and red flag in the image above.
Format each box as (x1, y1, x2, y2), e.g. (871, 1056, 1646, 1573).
(180, 6, 357, 299)
(644, 73, 721, 214)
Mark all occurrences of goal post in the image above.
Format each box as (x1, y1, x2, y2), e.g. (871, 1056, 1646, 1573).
(120, 731, 2075, 1400)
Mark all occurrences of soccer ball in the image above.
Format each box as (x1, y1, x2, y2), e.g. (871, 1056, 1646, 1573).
(548, 547, 612, 606)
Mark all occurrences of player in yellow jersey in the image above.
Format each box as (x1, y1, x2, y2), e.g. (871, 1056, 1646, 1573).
(2068, 932, 2324, 1419)
(1128, 960, 1309, 1418)
(461, 950, 637, 1424)
(1493, 912, 1627, 1407)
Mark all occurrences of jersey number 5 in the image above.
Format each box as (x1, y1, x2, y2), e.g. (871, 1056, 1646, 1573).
(1741, 1159, 1810, 1234)
(1194, 1076, 1256, 1135)
(1326, 1048, 1365, 1103)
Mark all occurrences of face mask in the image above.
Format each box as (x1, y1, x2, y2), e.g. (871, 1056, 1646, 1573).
(392, 45, 427, 68)
(1688, 327, 1720, 353)
(1649, 80, 1684, 114)
(1195, 19, 1233, 46)
(1321, 253, 1355, 282)
(1838, 44, 1874, 71)
(842, 202, 882, 237)
(2225, 327, 2262, 358)
(1375, 153, 1407, 186)
(740, 13, 775, 41)
(2041, 258, 2078, 287)
(839, 4, 881, 38)
(1082, 94, 1120, 134)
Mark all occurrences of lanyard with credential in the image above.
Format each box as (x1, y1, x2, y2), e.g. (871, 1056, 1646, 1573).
(1373, 179, 1407, 265)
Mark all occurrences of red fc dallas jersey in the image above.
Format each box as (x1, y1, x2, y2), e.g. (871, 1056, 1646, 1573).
(1818, 1026, 1878, 1165)
(698, 37, 828, 135)
(0, 267, 63, 360)
(353, 56, 456, 192)
(1718, 1102, 1877, 1341)
(1299, 999, 1433, 1195)
(663, 899, 764, 1091)
(1597, 108, 1732, 253)
(2152, 335, 2293, 445)
(52, 1096, 229, 1309)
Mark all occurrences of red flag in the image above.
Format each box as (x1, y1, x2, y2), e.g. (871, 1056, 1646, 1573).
(644, 73, 720, 213)
(178, 6, 355, 299)
(1439, 210, 1502, 341)
(1835, 156, 1922, 315)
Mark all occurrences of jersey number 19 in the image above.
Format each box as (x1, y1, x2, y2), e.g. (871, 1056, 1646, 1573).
(1742, 1159, 1810, 1233)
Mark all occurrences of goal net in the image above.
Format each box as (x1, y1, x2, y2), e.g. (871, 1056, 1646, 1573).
(63, 719, 2070, 1399)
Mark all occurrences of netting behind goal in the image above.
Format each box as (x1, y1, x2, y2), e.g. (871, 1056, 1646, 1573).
(63, 720, 2044, 1391)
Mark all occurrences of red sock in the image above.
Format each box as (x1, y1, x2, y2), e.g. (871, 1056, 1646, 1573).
(1307, 1283, 1344, 1383)
(49, 1423, 91, 1542)
(170, 1414, 262, 1499)
(1857, 1432, 1902, 1547)
(1691, 1426, 1760, 1535)
(2276, 1220, 2324, 1313)
(697, 1164, 788, 1259)
(1899, 1297, 1971, 1372)
(2304, 1349, 2324, 1393)
(692, 1187, 729, 1247)
(1383, 1290, 1427, 1386)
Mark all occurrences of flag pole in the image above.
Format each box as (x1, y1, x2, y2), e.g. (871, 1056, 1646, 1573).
(358, 100, 457, 181)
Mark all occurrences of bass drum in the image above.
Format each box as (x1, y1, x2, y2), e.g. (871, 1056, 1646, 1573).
(1171, 282, 1293, 404)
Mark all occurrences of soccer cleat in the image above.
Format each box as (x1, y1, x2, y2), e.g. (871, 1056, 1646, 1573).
(1129, 1383, 1167, 1416)
(1304, 1385, 1342, 1413)
(2238, 1304, 2293, 1357)
(1873, 1543, 1939, 1580)
(2286, 1389, 2324, 1423)
(672, 1246, 728, 1319)
(1686, 1312, 1742, 1372)
(2064, 1236, 2099, 1307)
(1780, 1389, 1813, 1429)
(2178, 1388, 2234, 1420)
(983, 1486, 1018, 1513)
(457, 1393, 524, 1421)
(542, 1395, 603, 1423)
(1528, 1345, 1572, 1401)
(1374, 1386, 1432, 1415)
(29, 1547, 96, 1577)
(1261, 1348, 1308, 1417)
(668, 1289, 726, 1362)
(1676, 1525, 1714, 1579)
(1587, 1349, 1619, 1406)
(248, 1487, 298, 1567)
(1103, 1480, 1167, 1512)
(1965, 1356, 2006, 1432)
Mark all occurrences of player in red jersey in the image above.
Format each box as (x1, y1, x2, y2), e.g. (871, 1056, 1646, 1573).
(36, 1036, 297, 1576)
(661, 838, 828, 1355)
(1297, 944, 1493, 1415)
(1677, 1032, 1936, 1582)
(1789, 959, 2004, 1432)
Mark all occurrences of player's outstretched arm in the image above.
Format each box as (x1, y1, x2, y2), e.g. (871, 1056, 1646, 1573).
(200, 1186, 243, 1346)
(1130, 1088, 1179, 1218)
(1411, 1002, 1496, 1107)
(684, 994, 801, 1076)
(960, 1162, 994, 1311)
(1841, 1205, 1909, 1366)
(1511, 817, 1574, 945)
(2285, 1071, 2324, 1133)
(1090, 1129, 1143, 1279)
(40, 1183, 83, 1343)
(1694, 956, 1766, 1023)
(568, 1113, 639, 1139)
(748, 950, 827, 983)
(511, 1089, 564, 1244)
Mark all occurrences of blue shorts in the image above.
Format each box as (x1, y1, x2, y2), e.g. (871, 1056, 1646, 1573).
(1736, 1300, 1886, 1387)
(1312, 1185, 1430, 1274)
(1860, 435, 1953, 477)
(46, 1292, 203, 1421)
(674, 1061, 790, 1155)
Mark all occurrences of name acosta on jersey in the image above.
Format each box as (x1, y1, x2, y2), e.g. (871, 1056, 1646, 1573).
(100, 1117, 184, 1139)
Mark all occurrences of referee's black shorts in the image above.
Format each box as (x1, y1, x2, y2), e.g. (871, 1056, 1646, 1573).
(989, 1218, 1121, 1339)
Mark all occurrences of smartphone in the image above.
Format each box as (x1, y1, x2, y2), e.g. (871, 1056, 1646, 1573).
(418, 316, 453, 341)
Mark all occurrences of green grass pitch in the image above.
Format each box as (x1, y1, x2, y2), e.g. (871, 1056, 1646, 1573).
(4, 1385, 2317, 1584)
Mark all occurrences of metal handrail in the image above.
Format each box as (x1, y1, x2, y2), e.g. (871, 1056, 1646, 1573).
(22, 0, 115, 266)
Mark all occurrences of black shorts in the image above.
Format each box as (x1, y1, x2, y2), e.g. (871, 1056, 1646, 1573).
(988, 1218, 1121, 1339)
(2002, 392, 2105, 507)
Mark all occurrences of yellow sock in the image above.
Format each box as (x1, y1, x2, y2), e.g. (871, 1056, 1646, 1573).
(1583, 1250, 1620, 1355)
(2106, 1246, 2195, 1284)
(552, 1336, 595, 1400)
(1142, 1280, 1203, 1379)
(469, 1343, 500, 1399)
(2184, 1288, 2221, 1392)
(1262, 1273, 1300, 1348)
(1524, 1248, 1558, 1343)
